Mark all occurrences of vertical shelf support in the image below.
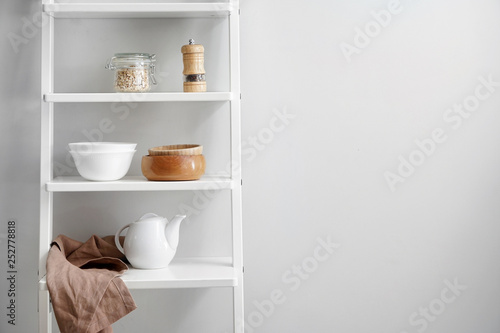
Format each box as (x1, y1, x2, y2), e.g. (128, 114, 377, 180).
(39, 1, 54, 332)
(229, 3, 244, 333)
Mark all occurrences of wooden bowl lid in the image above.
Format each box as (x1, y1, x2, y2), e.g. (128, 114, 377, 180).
(148, 144, 203, 156)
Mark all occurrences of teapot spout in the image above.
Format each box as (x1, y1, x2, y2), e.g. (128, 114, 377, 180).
(165, 215, 186, 250)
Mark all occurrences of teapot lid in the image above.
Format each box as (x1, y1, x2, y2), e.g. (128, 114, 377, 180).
(137, 213, 165, 222)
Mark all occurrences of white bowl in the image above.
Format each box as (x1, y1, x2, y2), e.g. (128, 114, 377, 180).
(68, 142, 137, 154)
(70, 150, 136, 181)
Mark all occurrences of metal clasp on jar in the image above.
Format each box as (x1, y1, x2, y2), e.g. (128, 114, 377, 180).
(149, 54, 157, 85)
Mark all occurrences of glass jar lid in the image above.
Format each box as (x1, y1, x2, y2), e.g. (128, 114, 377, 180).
(105, 53, 156, 70)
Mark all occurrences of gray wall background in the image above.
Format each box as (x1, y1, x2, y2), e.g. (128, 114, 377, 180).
(2, 0, 500, 332)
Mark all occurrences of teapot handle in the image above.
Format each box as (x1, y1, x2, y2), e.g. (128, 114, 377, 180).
(115, 223, 132, 254)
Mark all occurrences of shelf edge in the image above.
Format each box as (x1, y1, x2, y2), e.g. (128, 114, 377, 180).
(43, 3, 234, 18)
(46, 175, 234, 192)
(44, 92, 233, 103)
(39, 257, 238, 291)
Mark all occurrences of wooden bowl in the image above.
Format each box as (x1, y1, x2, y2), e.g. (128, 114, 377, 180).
(141, 155, 206, 181)
(148, 144, 203, 156)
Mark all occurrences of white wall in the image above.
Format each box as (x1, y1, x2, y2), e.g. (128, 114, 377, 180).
(2, 0, 500, 332)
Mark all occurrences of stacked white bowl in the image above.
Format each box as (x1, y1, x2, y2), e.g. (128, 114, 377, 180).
(68, 142, 137, 181)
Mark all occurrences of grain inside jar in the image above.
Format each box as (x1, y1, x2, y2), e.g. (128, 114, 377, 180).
(114, 67, 151, 92)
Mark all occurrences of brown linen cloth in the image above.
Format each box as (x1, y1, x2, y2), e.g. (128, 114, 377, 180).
(46, 234, 137, 333)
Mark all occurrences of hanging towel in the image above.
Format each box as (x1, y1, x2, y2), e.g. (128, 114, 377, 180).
(46, 234, 137, 333)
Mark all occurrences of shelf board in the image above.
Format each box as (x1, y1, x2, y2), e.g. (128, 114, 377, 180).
(44, 92, 233, 103)
(46, 175, 233, 192)
(43, 3, 234, 19)
(39, 257, 237, 290)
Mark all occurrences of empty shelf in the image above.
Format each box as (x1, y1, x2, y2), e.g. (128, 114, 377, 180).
(43, 3, 234, 19)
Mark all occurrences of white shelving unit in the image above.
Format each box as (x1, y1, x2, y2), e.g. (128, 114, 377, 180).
(39, 1, 243, 332)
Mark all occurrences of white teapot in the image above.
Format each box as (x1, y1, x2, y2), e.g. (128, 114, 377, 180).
(115, 213, 186, 269)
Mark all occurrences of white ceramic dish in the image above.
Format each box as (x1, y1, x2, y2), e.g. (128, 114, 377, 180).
(68, 142, 137, 154)
(70, 150, 136, 181)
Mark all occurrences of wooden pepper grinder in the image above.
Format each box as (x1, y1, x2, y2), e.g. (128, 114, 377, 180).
(181, 39, 206, 92)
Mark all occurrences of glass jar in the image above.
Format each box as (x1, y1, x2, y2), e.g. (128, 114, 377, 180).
(105, 53, 157, 93)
